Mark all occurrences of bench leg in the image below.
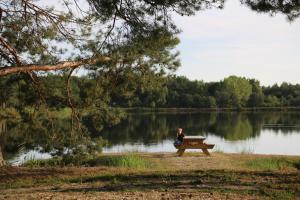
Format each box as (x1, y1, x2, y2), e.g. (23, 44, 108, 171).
(201, 148, 210, 156)
(177, 149, 185, 156)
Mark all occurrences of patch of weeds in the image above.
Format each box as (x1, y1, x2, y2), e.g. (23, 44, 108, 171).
(293, 161, 300, 170)
(23, 153, 155, 169)
(0, 177, 64, 189)
(260, 189, 295, 200)
(110, 177, 119, 185)
(23, 156, 63, 167)
(70, 174, 116, 184)
(245, 158, 298, 171)
(222, 172, 238, 183)
(86, 154, 154, 169)
(23, 154, 98, 167)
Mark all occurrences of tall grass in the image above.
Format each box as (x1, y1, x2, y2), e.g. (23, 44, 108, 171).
(23, 154, 154, 169)
(246, 157, 299, 171)
(87, 154, 153, 169)
(23, 156, 63, 167)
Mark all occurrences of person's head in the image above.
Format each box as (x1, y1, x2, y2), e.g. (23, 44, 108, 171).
(177, 128, 183, 134)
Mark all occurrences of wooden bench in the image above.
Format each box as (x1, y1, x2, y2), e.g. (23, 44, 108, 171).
(174, 136, 215, 156)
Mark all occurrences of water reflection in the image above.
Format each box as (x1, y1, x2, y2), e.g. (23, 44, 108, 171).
(99, 112, 300, 155)
(2, 111, 300, 164)
(99, 112, 300, 144)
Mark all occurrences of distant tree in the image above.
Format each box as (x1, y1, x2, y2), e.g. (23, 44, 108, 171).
(216, 90, 232, 107)
(290, 95, 300, 106)
(217, 76, 252, 108)
(264, 95, 281, 107)
(247, 79, 264, 107)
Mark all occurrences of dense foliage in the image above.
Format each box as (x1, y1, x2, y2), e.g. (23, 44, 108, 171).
(117, 75, 300, 108)
(2, 74, 300, 110)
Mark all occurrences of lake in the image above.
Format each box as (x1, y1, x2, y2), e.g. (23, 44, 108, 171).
(101, 112, 300, 155)
(3, 111, 300, 165)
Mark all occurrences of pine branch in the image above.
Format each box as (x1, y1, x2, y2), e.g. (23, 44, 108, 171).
(0, 56, 111, 77)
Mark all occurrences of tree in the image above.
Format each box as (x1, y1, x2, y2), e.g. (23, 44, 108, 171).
(264, 95, 281, 107)
(217, 76, 252, 108)
(247, 79, 264, 107)
(1, 0, 298, 76)
(0, 0, 299, 166)
(0, 0, 218, 77)
(0, 119, 6, 166)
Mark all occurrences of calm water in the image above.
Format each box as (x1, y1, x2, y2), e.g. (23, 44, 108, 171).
(101, 112, 300, 155)
(3, 112, 300, 165)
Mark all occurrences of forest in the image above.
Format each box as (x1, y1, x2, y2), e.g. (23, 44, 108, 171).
(1, 74, 300, 113)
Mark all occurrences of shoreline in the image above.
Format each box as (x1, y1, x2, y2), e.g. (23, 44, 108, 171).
(122, 106, 300, 113)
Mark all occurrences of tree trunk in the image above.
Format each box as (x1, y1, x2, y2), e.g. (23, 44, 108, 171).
(0, 146, 4, 167)
(0, 120, 5, 167)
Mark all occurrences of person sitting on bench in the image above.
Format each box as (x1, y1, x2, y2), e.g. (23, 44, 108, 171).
(174, 128, 185, 146)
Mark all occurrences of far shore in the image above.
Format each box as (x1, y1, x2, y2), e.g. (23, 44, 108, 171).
(122, 106, 300, 113)
(2, 106, 300, 120)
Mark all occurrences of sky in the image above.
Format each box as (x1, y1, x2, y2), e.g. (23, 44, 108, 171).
(173, 0, 300, 86)
(42, 0, 299, 86)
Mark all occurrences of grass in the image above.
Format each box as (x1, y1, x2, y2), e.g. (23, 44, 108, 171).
(245, 157, 300, 171)
(23, 154, 154, 169)
(23, 156, 63, 168)
(2, 153, 300, 199)
(260, 189, 296, 200)
(84, 154, 154, 169)
(22, 153, 300, 172)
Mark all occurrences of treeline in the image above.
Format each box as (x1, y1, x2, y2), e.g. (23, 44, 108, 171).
(1, 74, 300, 110)
(112, 75, 300, 108)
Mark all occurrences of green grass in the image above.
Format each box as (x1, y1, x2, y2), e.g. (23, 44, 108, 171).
(23, 156, 63, 168)
(22, 154, 92, 167)
(23, 154, 154, 169)
(87, 154, 154, 169)
(260, 189, 295, 200)
(245, 157, 300, 171)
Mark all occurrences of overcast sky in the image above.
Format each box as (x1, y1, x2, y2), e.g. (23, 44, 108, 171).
(173, 0, 300, 86)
